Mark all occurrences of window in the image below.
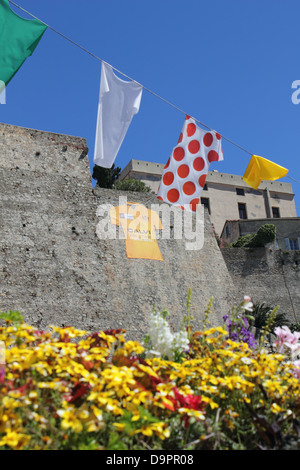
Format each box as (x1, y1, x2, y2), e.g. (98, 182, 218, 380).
(203, 183, 208, 191)
(290, 239, 299, 250)
(225, 224, 231, 238)
(284, 238, 300, 251)
(236, 188, 245, 196)
(238, 203, 247, 219)
(201, 197, 210, 214)
(272, 207, 280, 218)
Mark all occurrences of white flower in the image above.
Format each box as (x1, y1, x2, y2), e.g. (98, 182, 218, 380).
(146, 310, 190, 360)
(240, 357, 251, 365)
(173, 329, 189, 352)
(242, 295, 253, 312)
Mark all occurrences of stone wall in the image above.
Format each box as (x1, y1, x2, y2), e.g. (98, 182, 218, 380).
(2, 123, 298, 339)
(221, 247, 300, 324)
(0, 123, 237, 340)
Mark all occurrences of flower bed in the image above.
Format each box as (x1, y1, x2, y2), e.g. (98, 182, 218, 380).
(0, 299, 300, 450)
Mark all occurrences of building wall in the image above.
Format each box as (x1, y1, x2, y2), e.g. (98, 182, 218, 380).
(221, 218, 300, 251)
(118, 159, 165, 193)
(119, 160, 297, 236)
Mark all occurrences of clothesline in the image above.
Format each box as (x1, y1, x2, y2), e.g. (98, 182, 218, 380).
(7, 0, 300, 187)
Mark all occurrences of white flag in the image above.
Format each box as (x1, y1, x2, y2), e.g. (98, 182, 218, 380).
(93, 62, 143, 168)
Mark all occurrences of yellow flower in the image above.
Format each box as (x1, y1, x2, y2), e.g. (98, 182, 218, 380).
(271, 403, 284, 414)
(91, 405, 103, 422)
(137, 363, 160, 378)
(0, 429, 31, 450)
(49, 325, 87, 338)
(38, 380, 68, 392)
(202, 327, 228, 336)
(115, 341, 145, 356)
(2, 396, 22, 409)
(57, 407, 83, 433)
(132, 422, 170, 440)
(113, 422, 125, 431)
(201, 396, 219, 409)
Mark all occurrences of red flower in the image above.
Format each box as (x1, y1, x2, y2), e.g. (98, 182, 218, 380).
(169, 388, 205, 428)
(66, 382, 91, 404)
(173, 387, 203, 411)
(0, 365, 5, 384)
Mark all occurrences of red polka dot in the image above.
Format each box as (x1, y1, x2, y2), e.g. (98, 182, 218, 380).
(178, 132, 183, 143)
(164, 157, 170, 169)
(157, 196, 163, 201)
(189, 198, 200, 212)
(163, 171, 174, 186)
(187, 122, 196, 137)
(198, 174, 207, 187)
(185, 115, 191, 120)
(167, 188, 180, 203)
(216, 133, 221, 140)
(183, 181, 196, 195)
(203, 133, 213, 147)
(188, 140, 200, 154)
(173, 146, 185, 161)
(208, 150, 219, 162)
(177, 164, 189, 178)
(193, 157, 205, 172)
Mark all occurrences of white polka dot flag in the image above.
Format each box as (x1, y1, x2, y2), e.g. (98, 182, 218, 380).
(157, 115, 224, 211)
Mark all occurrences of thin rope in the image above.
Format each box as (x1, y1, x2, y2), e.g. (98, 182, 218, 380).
(287, 175, 300, 186)
(9, 0, 300, 188)
(8, 0, 253, 156)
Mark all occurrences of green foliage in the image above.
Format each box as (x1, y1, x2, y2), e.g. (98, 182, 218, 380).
(0, 310, 23, 326)
(232, 224, 276, 248)
(114, 178, 150, 193)
(92, 164, 121, 189)
(248, 302, 289, 339)
(290, 323, 300, 333)
(231, 234, 253, 247)
(252, 224, 277, 247)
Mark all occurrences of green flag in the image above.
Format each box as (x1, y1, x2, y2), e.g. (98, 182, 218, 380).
(0, 0, 47, 89)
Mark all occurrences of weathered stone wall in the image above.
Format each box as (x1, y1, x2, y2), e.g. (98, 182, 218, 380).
(2, 123, 298, 339)
(0, 123, 237, 340)
(221, 247, 300, 324)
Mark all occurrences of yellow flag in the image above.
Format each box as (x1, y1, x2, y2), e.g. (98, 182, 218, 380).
(242, 155, 288, 189)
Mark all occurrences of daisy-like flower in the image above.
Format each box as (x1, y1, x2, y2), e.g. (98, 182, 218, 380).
(241, 296, 253, 312)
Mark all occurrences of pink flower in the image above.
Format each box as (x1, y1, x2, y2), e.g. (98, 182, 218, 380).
(273, 326, 300, 357)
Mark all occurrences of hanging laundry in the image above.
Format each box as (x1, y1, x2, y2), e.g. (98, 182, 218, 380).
(0, 0, 47, 89)
(157, 116, 223, 211)
(93, 62, 143, 169)
(110, 202, 163, 260)
(242, 155, 288, 189)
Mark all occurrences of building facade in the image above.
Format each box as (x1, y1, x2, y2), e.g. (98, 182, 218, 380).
(221, 218, 300, 251)
(118, 159, 297, 235)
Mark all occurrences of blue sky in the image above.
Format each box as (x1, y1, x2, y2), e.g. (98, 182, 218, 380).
(1, 0, 300, 214)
